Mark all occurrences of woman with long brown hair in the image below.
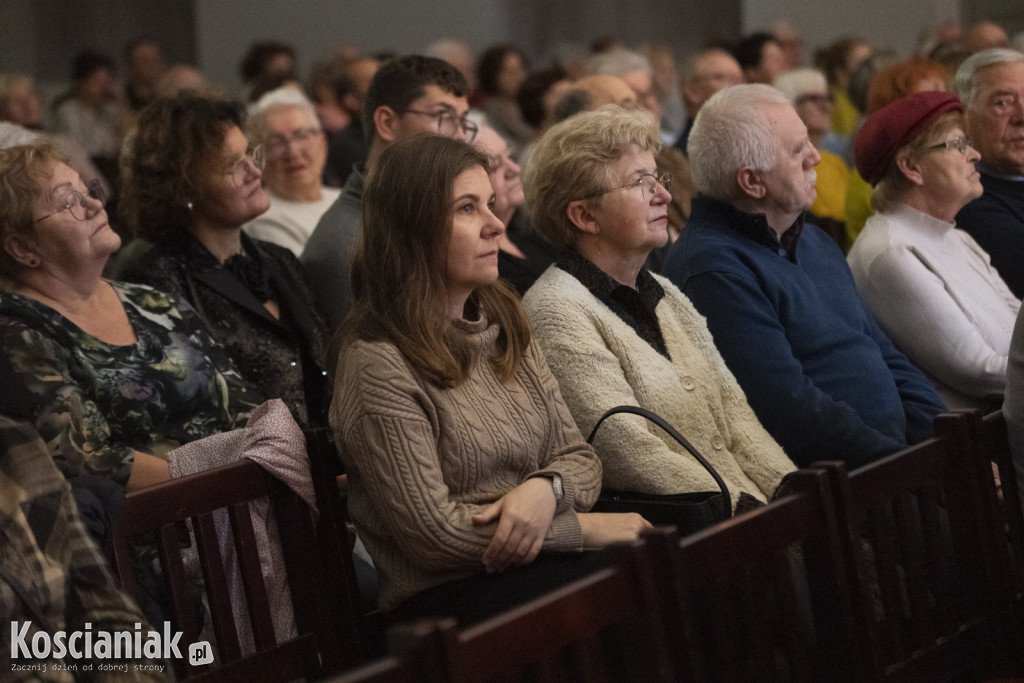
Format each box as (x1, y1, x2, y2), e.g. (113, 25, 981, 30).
(330, 134, 648, 625)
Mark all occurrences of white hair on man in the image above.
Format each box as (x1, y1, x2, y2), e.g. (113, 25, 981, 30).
(687, 84, 790, 200)
(247, 86, 318, 139)
(587, 50, 652, 79)
(954, 47, 1024, 106)
(773, 68, 827, 104)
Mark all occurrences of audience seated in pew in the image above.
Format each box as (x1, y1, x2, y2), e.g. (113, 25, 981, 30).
(522, 105, 796, 511)
(848, 91, 1020, 410)
(241, 88, 340, 257)
(0, 142, 258, 544)
(664, 84, 946, 469)
(117, 93, 331, 431)
(330, 134, 649, 626)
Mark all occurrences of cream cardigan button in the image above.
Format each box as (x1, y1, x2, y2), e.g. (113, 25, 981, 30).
(711, 435, 725, 450)
(681, 376, 696, 390)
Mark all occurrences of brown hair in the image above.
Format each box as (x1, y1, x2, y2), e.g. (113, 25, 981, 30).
(334, 134, 530, 388)
(0, 143, 63, 288)
(871, 110, 963, 213)
(119, 92, 244, 240)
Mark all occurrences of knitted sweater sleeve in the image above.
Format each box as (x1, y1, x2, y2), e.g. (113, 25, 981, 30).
(518, 339, 604, 516)
(332, 342, 585, 573)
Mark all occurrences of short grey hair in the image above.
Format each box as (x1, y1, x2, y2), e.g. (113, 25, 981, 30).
(773, 68, 827, 104)
(688, 84, 791, 200)
(247, 87, 319, 141)
(954, 48, 1024, 107)
(587, 50, 652, 79)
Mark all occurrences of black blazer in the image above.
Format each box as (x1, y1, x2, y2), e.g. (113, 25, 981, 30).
(119, 232, 331, 429)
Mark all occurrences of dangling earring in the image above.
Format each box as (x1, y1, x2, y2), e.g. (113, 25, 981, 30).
(186, 201, 194, 211)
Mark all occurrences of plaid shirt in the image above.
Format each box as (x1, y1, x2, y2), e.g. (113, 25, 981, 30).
(0, 416, 164, 681)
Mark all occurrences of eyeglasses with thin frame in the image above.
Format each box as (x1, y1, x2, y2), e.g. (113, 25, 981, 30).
(580, 173, 672, 201)
(925, 135, 970, 155)
(400, 108, 478, 142)
(226, 145, 265, 187)
(264, 127, 322, 159)
(35, 178, 107, 223)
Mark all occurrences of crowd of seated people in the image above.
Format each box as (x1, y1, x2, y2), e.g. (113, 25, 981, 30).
(5, 17, 1024, 675)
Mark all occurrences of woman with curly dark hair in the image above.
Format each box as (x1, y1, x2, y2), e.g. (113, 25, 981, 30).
(118, 92, 330, 429)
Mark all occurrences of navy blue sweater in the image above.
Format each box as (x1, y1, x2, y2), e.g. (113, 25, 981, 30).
(663, 196, 945, 468)
(955, 171, 1024, 299)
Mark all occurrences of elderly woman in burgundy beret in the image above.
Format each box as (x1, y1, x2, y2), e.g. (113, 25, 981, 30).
(846, 91, 1020, 410)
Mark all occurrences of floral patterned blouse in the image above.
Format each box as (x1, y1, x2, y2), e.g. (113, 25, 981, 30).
(0, 282, 259, 486)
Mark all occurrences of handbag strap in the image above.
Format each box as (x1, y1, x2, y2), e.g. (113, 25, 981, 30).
(586, 405, 731, 520)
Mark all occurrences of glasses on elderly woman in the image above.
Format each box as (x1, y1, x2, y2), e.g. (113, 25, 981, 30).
(581, 173, 673, 201)
(34, 179, 106, 223)
(925, 135, 970, 155)
(264, 128, 322, 159)
(226, 145, 265, 187)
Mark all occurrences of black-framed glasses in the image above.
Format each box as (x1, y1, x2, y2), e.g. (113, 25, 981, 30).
(581, 173, 672, 201)
(35, 178, 106, 223)
(925, 135, 970, 155)
(400, 108, 478, 142)
(226, 145, 265, 187)
(265, 127, 322, 159)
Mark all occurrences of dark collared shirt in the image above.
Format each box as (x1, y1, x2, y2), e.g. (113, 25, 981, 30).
(558, 249, 670, 359)
(720, 205, 806, 263)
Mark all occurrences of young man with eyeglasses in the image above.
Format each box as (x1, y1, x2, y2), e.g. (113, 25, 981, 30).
(302, 55, 473, 329)
(243, 88, 340, 257)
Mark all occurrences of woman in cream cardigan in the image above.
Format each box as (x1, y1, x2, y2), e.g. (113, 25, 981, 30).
(522, 106, 795, 509)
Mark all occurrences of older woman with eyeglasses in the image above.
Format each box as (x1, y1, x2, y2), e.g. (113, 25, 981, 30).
(847, 91, 1020, 409)
(522, 105, 795, 510)
(0, 143, 255, 537)
(242, 88, 340, 256)
(119, 92, 331, 429)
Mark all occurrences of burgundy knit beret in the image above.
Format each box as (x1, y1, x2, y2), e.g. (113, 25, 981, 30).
(854, 91, 964, 186)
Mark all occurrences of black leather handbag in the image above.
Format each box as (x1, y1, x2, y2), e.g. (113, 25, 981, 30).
(586, 405, 732, 536)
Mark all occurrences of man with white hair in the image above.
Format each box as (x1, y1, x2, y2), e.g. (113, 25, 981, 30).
(244, 87, 339, 256)
(663, 84, 944, 468)
(954, 48, 1024, 298)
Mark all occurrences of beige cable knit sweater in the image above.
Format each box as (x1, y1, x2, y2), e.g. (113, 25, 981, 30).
(524, 265, 795, 507)
(330, 315, 602, 611)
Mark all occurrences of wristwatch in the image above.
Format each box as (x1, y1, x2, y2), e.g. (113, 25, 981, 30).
(550, 474, 564, 502)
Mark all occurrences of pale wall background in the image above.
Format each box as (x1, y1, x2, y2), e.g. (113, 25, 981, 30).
(1, 0, 1022, 96)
